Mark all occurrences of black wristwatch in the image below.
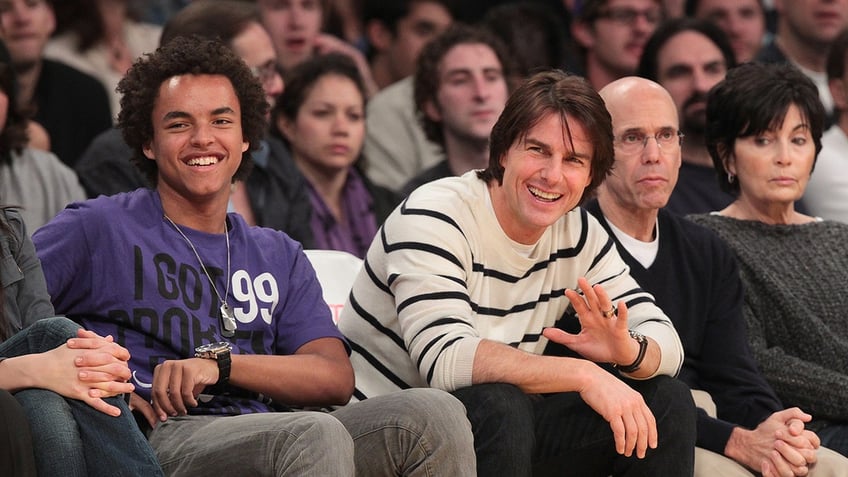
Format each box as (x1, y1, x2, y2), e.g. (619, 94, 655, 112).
(195, 341, 232, 392)
(614, 331, 648, 374)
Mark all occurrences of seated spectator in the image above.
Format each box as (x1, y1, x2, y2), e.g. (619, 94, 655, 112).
(0, 0, 112, 167)
(690, 62, 848, 457)
(754, 0, 848, 124)
(0, 206, 162, 477)
(0, 39, 84, 230)
(685, 0, 767, 63)
(257, 0, 379, 97)
(570, 0, 663, 90)
(72, 0, 313, 247)
(586, 75, 848, 475)
(275, 53, 399, 258)
(34, 36, 475, 476)
(804, 28, 848, 222)
(45, 0, 162, 119)
(362, 0, 453, 91)
(339, 69, 696, 475)
(402, 24, 511, 196)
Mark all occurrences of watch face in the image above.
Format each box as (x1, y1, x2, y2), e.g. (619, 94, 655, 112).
(196, 341, 232, 354)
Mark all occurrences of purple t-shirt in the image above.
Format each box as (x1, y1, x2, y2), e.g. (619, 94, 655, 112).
(34, 188, 344, 415)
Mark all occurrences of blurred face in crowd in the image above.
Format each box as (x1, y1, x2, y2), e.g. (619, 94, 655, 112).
(600, 78, 682, 212)
(424, 42, 508, 149)
(490, 113, 593, 244)
(231, 21, 285, 110)
(0, 0, 55, 71)
(573, 0, 662, 79)
(727, 105, 816, 210)
(693, 0, 765, 63)
(278, 73, 365, 178)
(774, 0, 848, 49)
(655, 30, 727, 136)
(257, 0, 324, 70)
(372, 0, 453, 83)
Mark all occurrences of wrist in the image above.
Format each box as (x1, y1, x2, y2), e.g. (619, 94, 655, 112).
(724, 427, 758, 470)
(614, 331, 648, 373)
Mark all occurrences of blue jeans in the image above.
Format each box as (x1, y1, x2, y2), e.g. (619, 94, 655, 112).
(0, 389, 36, 476)
(452, 375, 697, 477)
(817, 423, 848, 458)
(1, 317, 163, 477)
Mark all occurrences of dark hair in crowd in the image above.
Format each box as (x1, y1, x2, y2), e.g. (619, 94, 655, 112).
(274, 52, 367, 122)
(478, 70, 614, 204)
(0, 40, 29, 164)
(414, 23, 514, 149)
(160, 0, 260, 47)
(638, 17, 736, 81)
(706, 62, 824, 194)
(826, 28, 848, 119)
(684, 0, 764, 16)
(117, 36, 267, 186)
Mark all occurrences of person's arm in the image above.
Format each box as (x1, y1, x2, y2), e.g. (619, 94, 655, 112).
(4, 210, 55, 328)
(724, 408, 819, 476)
(148, 336, 352, 420)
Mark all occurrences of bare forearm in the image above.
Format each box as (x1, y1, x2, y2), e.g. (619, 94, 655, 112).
(472, 339, 596, 394)
(0, 354, 42, 391)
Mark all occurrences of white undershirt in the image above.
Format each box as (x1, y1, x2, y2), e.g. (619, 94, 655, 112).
(606, 219, 659, 268)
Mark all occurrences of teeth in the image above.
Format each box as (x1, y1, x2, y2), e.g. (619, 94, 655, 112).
(187, 156, 219, 166)
(528, 186, 561, 201)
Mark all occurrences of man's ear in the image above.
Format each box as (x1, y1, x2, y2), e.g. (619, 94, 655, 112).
(142, 142, 155, 160)
(366, 20, 394, 53)
(571, 20, 596, 50)
(423, 99, 442, 122)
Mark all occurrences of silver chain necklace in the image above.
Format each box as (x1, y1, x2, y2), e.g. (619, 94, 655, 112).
(163, 214, 237, 337)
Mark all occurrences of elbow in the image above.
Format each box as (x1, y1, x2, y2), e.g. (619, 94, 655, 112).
(318, 362, 355, 406)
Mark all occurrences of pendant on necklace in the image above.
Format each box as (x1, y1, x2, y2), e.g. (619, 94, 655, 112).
(220, 303, 237, 337)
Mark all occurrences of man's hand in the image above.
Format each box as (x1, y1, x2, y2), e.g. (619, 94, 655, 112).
(726, 408, 818, 476)
(577, 366, 658, 458)
(545, 277, 636, 365)
(128, 392, 159, 429)
(151, 358, 219, 421)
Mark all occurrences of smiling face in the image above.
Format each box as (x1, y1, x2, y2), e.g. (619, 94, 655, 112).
(727, 104, 816, 211)
(278, 73, 365, 179)
(601, 79, 681, 212)
(143, 74, 249, 208)
(489, 112, 593, 244)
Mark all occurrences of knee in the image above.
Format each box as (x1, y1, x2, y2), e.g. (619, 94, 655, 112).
(27, 317, 80, 342)
(14, 390, 80, 445)
(296, 412, 354, 456)
(388, 388, 473, 440)
(643, 376, 697, 437)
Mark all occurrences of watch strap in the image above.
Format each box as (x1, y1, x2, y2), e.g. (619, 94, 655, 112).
(615, 331, 648, 373)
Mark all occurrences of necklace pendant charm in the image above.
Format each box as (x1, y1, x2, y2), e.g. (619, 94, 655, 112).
(220, 304, 237, 337)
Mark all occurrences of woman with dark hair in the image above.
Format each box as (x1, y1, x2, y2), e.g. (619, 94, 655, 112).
(274, 52, 398, 258)
(690, 61, 848, 458)
(0, 206, 163, 476)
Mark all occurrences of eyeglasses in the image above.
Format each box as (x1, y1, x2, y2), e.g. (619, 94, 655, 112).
(250, 61, 281, 86)
(596, 7, 662, 26)
(615, 130, 684, 154)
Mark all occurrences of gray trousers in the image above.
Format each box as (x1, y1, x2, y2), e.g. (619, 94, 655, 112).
(149, 388, 476, 476)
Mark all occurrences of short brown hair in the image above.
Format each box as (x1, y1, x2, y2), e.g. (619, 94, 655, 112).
(477, 70, 614, 204)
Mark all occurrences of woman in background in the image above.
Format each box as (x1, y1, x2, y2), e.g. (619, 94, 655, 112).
(690, 61, 848, 459)
(274, 52, 398, 258)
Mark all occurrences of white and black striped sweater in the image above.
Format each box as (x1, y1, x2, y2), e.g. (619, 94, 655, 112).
(339, 172, 683, 402)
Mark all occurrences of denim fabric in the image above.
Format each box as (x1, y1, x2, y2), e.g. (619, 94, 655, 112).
(332, 388, 476, 476)
(2, 317, 162, 477)
(0, 389, 36, 476)
(454, 376, 697, 477)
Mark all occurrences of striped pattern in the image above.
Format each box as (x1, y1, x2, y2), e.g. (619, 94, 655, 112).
(339, 173, 683, 401)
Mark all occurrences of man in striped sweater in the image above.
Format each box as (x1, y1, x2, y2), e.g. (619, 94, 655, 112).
(339, 70, 696, 475)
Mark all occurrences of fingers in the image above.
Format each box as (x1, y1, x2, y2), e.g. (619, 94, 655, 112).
(68, 340, 131, 361)
(129, 393, 159, 429)
(83, 395, 122, 417)
(767, 448, 801, 477)
(77, 361, 132, 383)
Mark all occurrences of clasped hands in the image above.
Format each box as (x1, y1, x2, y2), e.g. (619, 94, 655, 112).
(58, 328, 133, 416)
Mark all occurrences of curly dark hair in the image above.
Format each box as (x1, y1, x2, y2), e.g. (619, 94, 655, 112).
(413, 23, 515, 149)
(117, 36, 267, 186)
(477, 70, 614, 205)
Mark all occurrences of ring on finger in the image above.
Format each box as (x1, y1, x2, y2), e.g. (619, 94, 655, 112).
(602, 307, 617, 319)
